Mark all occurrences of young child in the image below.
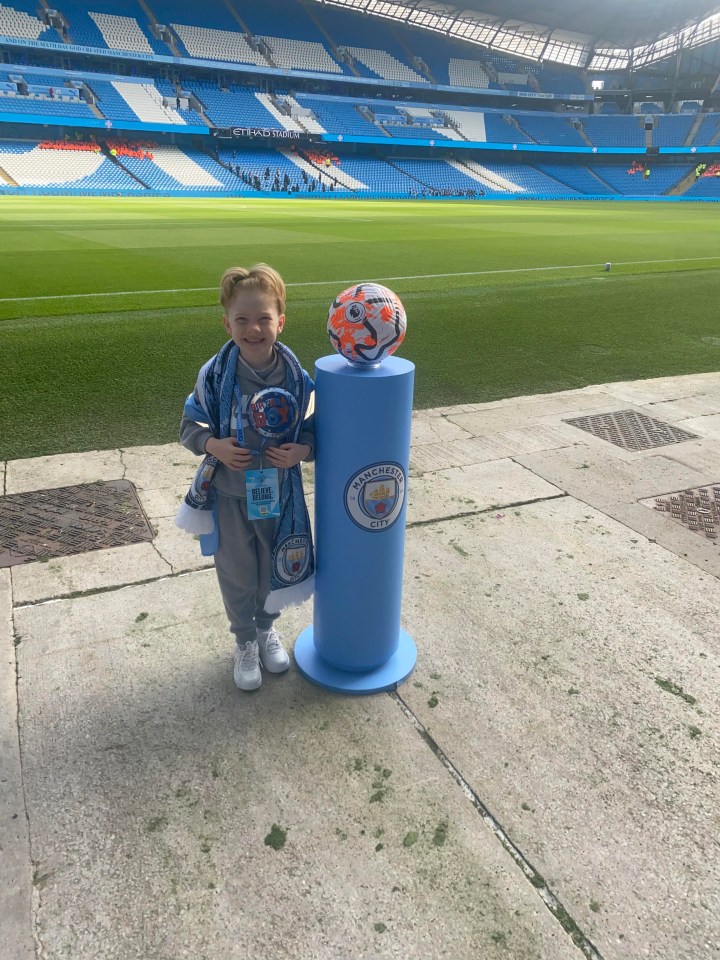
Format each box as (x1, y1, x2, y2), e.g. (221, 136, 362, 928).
(177, 264, 315, 691)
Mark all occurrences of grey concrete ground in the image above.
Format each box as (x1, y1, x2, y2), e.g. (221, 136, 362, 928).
(2, 373, 719, 960)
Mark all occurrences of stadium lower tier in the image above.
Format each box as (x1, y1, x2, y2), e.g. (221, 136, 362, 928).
(0, 140, 714, 199)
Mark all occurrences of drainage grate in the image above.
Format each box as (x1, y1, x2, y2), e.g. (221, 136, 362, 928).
(649, 484, 720, 542)
(563, 410, 698, 451)
(0, 480, 154, 568)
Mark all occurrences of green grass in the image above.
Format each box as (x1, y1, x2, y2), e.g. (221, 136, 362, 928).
(1, 196, 719, 460)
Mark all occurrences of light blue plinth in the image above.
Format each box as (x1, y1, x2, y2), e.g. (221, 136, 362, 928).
(294, 626, 417, 695)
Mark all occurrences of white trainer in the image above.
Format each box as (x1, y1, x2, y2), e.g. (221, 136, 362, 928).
(256, 627, 290, 673)
(234, 640, 262, 691)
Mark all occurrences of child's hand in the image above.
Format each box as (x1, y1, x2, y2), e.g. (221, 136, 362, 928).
(205, 437, 255, 470)
(265, 443, 311, 469)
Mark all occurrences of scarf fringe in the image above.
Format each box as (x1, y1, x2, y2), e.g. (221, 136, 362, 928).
(264, 575, 315, 614)
(175, 500, 215, 535)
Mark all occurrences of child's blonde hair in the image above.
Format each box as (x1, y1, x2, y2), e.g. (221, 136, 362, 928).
(220, 263, 286, 315)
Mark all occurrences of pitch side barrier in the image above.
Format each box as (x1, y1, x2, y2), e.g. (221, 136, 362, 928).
(0, 187, 718, 202)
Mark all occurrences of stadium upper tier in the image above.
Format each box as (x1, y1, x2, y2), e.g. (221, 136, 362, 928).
(1, 66, 719, 151)
(0, 0, 589, 97)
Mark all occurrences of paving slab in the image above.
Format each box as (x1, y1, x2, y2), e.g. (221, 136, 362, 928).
(13, 576, 581, 960)
(445, 391, 617, 437)
(400, 500, 720, 960)
(5, 450, 124, 495)
(407, 460, 563, 525)
(11, 543, 172, 606)
(0, 569, 35, 960)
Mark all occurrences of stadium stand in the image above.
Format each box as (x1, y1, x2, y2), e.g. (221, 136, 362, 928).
(113, 145, 239, 191)
(149, 0, 239, 33)
(693, 113, 720, 146)
(480, 162, 578, 195)
(295, 95, 383, 138)
(393, 158, 492, 195)
(55, 0, 167, 55)
(588, 164, 693, 195)
(0, 1, 64, 43)
(0, 90, 95, 120)
(537, 68, 586, 96)
(183, 81, 285, 129)
(535, 163, 617, 195)
(653, 114, 696, 147)
(166, 25, 268, 66)
(581, 115, 646, 147)
(685, 167, 720, 197)
(513, 115, 588, 147)
(0, 140, 144, 189)
(448, 59, 490, 89)
(392, 28, 450, 85)
(111, 81, 186, 125)
(343, 47, 426, 84)
(384, 126, 451, 141)
(0, 0, 717, 202)
(259, 36, 342, 74)
(85, 79, 139, 122)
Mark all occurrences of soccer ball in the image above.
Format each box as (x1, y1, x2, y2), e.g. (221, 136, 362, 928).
(328, 283, 406, 365)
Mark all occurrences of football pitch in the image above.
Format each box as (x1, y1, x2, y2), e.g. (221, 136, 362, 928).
(1, 195, 719, 461)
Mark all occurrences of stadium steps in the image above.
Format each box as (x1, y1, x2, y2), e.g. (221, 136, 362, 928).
(281, 148, 358, 191)
(452, 158, 521, 192)
(207, 150, 259, 189)
(223, 0, 254, 36)
(280, 96, 325, 134)
(357, 104, 392, 136)
(684, 112, 705, 146)
(297, 2, 357, 77)
(384, 158, 433, 191)
(255, 93, 303, 132)
(586, 166, 618, 194)
(86, 99, 104, 120)
(709, 127, 720, 147)
(666, 168, 701, 197)
(103, 148, 150, 190)
(512, 117, 541, 143)
(507, 115, 537, 143)
(38, 0, 71, 42)
(0, 163, 19, 187)
(389, 25, 436, 83)
(295, 148, 367, 190)
(135, 0, 182, 57)
(575, 123, 594, 148)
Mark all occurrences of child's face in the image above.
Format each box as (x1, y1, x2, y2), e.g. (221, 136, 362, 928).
(224, 289, 285, 369)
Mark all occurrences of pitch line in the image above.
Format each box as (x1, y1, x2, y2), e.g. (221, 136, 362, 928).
(1, 255, 718, 304)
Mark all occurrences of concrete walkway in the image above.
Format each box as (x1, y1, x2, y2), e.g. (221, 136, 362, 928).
(2, 373, 719, 960)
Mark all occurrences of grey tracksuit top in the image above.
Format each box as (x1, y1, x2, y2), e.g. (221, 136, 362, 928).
(179, 347, 315, 499)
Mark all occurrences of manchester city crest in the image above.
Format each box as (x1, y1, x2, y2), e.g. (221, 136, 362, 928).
(275, 534, 312, 585)
(344, 462, 406, 531)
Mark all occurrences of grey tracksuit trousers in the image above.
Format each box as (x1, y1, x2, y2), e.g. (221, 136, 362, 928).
(214, 492, 279, 646)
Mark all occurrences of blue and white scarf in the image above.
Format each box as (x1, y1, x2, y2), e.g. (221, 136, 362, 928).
(175, 339, 315, 613)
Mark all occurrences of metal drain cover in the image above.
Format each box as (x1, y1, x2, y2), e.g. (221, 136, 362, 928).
(0, 480, 154, 568)
(563, 410, 698, 451)
(648, 484, 720, 541)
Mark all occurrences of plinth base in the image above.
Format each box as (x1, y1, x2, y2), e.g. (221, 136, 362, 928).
(294, 627, 417, 695)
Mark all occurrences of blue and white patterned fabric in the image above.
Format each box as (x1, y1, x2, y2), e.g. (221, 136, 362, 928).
(176, 339, 315, 612)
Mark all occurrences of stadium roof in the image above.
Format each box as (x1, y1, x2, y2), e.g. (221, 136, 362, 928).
(315, 0, 720, 69)
(454, 1, 718, 48)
